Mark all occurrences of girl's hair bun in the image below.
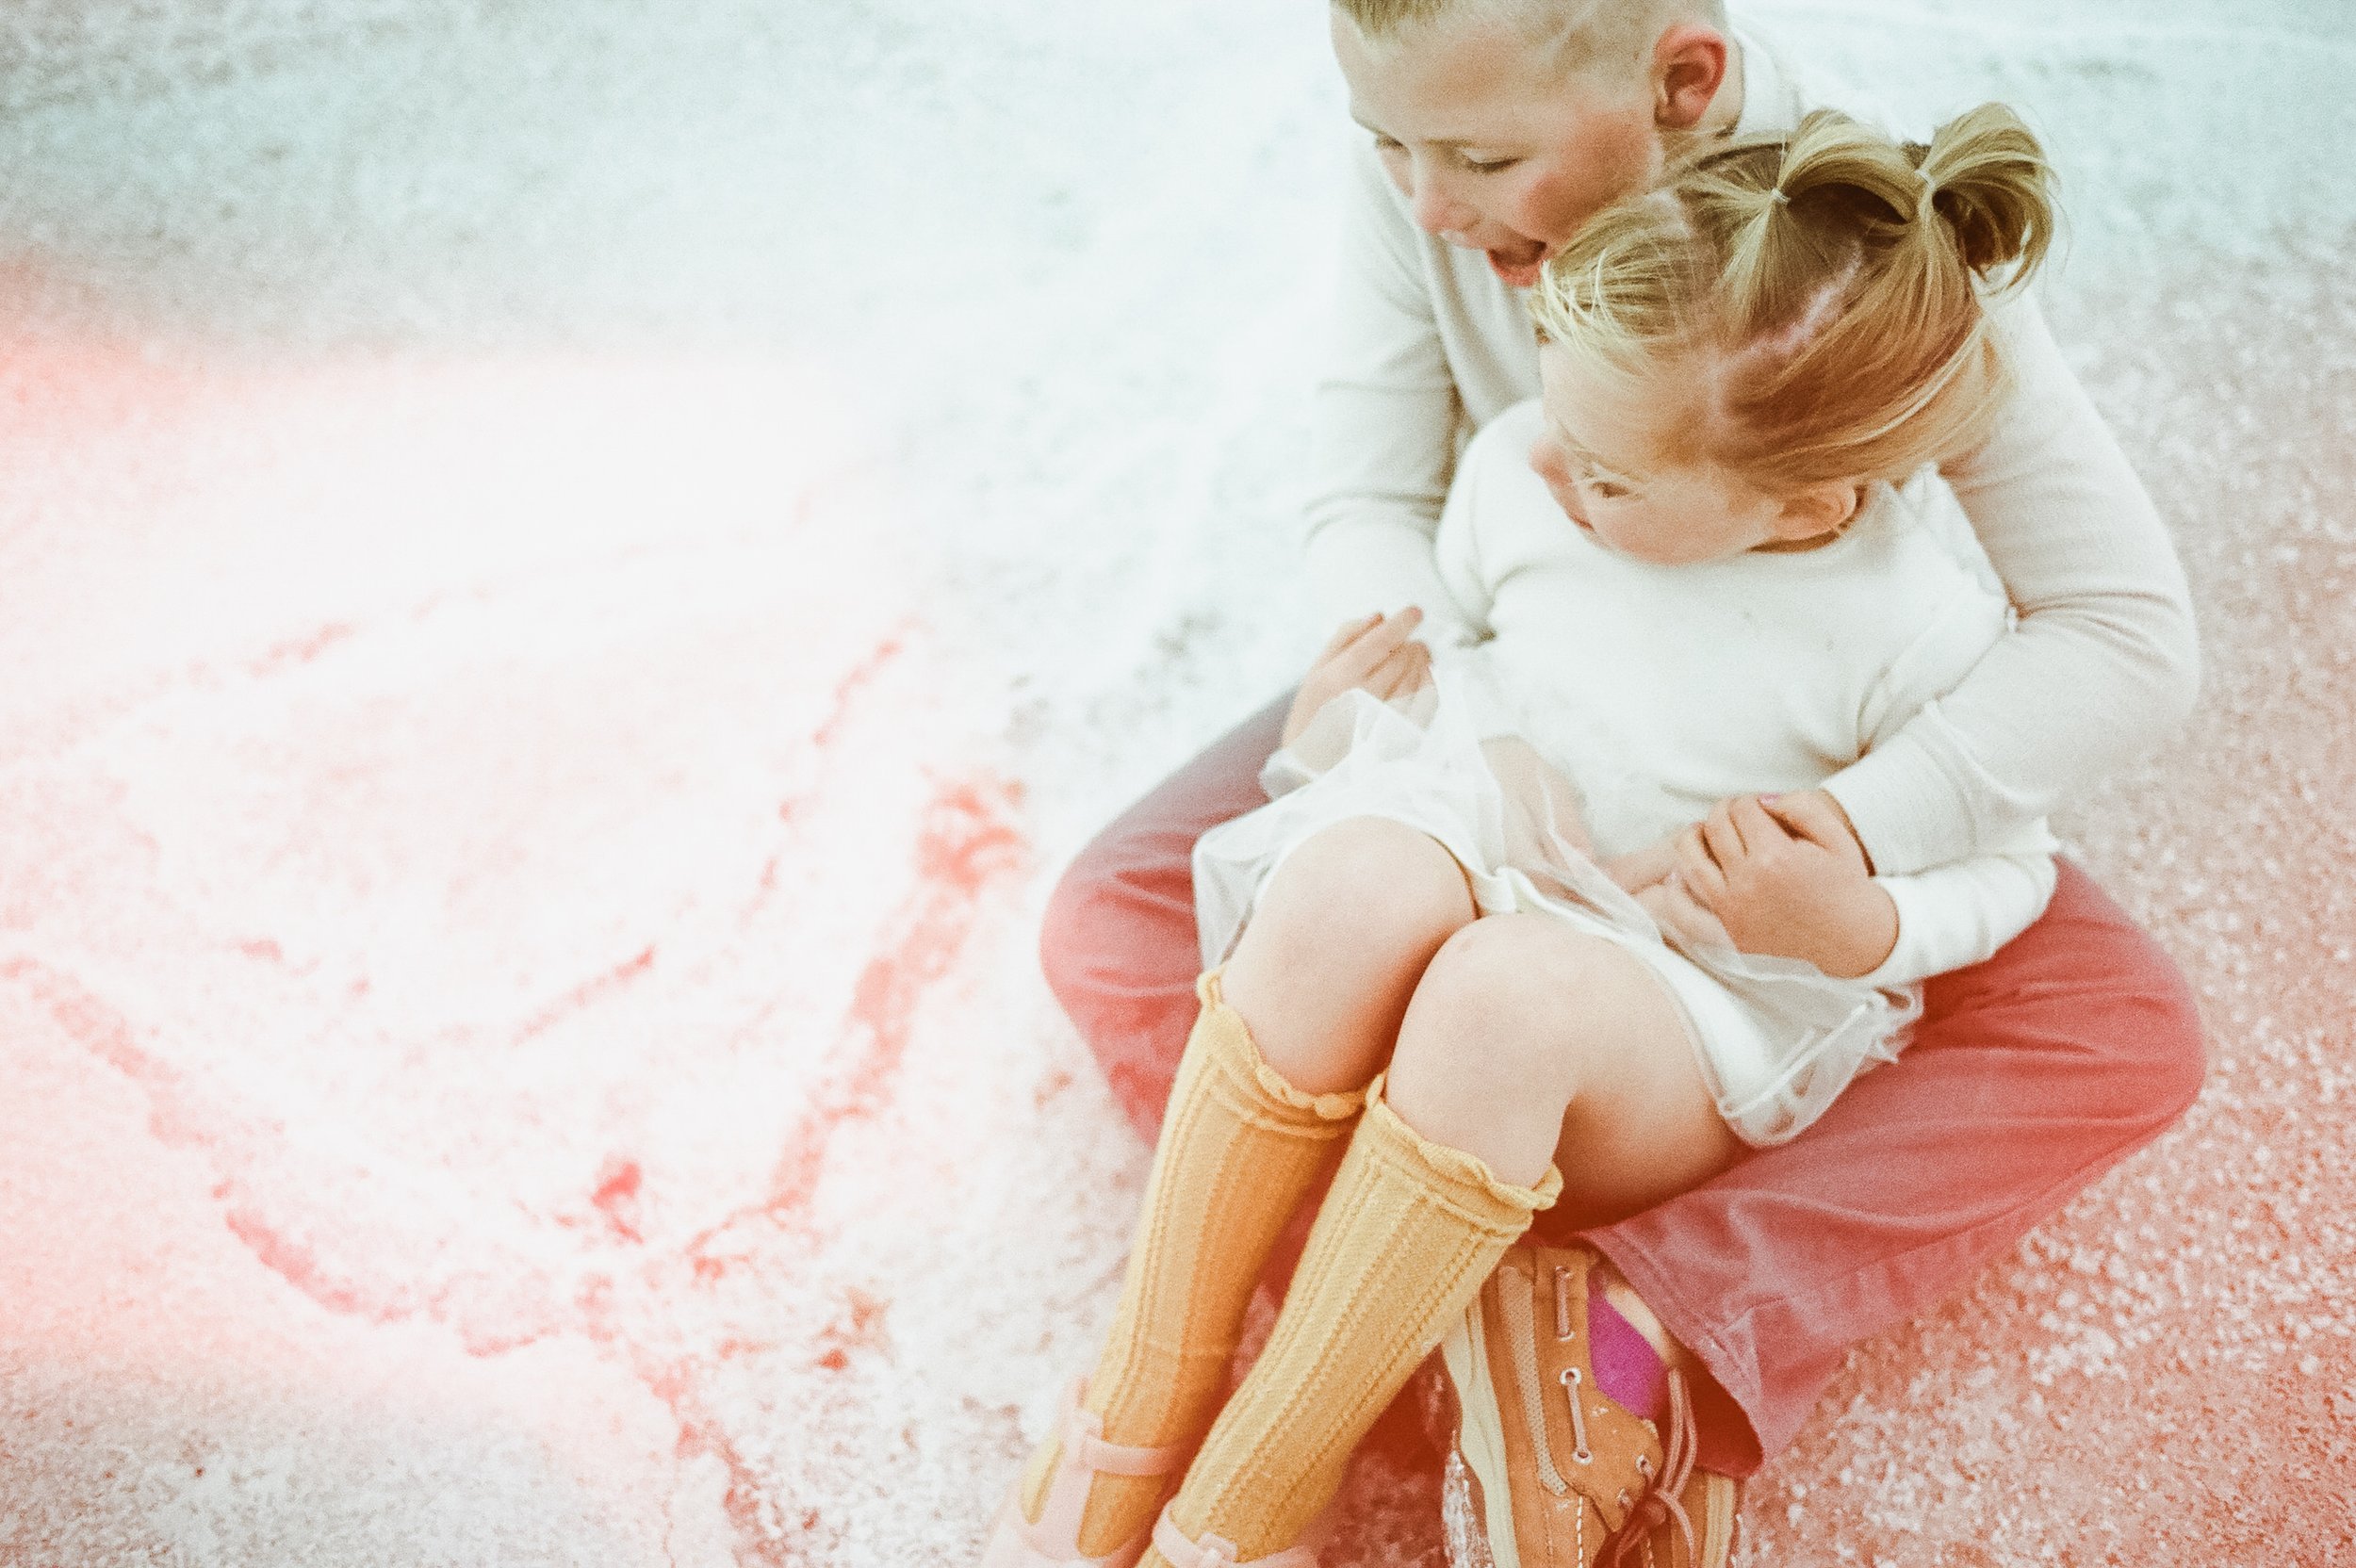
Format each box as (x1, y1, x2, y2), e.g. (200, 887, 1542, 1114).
(1530, 103, 2060, 492)
(1767, 103, 2055, 285)
(1911, 103, 2054, 279)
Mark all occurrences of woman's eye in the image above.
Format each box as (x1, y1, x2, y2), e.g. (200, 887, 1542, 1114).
(1584, 475, 1628, 500)
(1371, 134, 1405, 155)
(1462, 155, 1518, 174)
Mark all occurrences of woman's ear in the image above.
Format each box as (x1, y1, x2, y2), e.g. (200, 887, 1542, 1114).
(1651, 24, 1730, 131)
(1770, 480, 1864, 542)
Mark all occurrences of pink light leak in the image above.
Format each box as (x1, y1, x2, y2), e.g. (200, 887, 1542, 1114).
(0, 318, 1030, 1563)
(6, 7, 2355, 1562)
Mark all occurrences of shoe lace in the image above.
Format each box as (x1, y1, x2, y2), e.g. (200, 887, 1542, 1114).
(1603, 1366, 1698, 1568)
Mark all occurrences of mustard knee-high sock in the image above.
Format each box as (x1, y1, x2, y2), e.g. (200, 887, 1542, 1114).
(1019, 972, 1365, 1556)
(1143, 1072, 1561, 1567)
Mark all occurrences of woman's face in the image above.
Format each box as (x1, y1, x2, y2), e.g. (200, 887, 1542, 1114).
(1332, 9, 1664, 287)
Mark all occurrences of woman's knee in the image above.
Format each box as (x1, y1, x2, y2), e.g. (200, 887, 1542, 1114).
(1038, 820, 1191, 1024)
(2133, 956, 2208, 1128)
(1924, 868, 2210, 1137)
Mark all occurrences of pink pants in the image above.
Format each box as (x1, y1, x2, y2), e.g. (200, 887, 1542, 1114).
(1038, 694, 2205, 1477)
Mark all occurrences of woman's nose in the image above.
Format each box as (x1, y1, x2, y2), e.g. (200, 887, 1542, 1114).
(1406, 160, 1475, 237)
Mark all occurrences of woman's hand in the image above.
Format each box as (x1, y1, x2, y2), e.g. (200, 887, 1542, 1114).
(1667, 792, 1897, 978)
(1281, 608, 1432, 748)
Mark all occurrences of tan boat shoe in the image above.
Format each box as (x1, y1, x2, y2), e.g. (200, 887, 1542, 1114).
(1425, 1243, 1737, 1568)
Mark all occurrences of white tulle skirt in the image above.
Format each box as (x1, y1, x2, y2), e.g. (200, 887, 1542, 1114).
(1191, 673, 1920, 1147)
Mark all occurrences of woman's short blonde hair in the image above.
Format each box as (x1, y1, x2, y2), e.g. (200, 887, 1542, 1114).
(1528, 104, 2056, 493)
(1332, 0, 1726, 75)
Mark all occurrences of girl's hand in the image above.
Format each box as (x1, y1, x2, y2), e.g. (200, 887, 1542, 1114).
(1633, 872, 1733, 951)
(1603, 790, 1869, 893)
(1669, 792, 1898, 978)
(1601, 836, 1681, 897)
(1282, 609, 1432, 747)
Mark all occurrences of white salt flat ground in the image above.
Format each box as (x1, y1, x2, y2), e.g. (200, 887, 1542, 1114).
(0, 2, 2351, 1562)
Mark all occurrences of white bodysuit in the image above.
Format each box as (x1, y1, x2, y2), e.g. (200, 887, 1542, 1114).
(1196, 402, 2059, 1146)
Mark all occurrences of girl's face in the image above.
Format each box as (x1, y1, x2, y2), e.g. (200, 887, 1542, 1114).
(1332, 9, 1664, 287)
(1529, 346, 1848, 565)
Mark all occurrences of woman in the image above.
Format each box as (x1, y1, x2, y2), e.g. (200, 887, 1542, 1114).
(1034, 0, 2202, 1557)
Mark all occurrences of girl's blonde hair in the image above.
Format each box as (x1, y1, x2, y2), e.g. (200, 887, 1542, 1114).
(1528, 104, 2055, 493)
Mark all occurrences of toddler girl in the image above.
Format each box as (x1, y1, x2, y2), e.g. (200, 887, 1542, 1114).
(984, 103, 2060, 1568)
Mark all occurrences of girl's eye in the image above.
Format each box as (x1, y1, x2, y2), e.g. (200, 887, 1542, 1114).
(1462, 155, 1518, 174)
(1583, 474, 1629, 500)
(1371, 134, 1405, 155)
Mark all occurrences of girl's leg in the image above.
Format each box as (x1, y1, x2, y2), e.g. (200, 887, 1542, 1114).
(1149, 916, 1734, 1567)
(1052, 719, 2205, 1489)
(1013, 818, 1476, 1558)
(1219, 816, 1480, 1093)
(1386, 914, 1743, 1212)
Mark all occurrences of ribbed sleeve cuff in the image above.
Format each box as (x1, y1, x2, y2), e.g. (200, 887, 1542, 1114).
(1820, 732, 1979, 879)
(1856, 876, 1940, 989)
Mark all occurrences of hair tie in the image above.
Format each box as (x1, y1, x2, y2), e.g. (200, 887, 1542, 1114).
(1768, 187, 1791, 207)
(1914, 164, 1939, 221)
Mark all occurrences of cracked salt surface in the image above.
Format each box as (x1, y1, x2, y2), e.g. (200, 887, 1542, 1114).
(0, 1, 2351, 1564)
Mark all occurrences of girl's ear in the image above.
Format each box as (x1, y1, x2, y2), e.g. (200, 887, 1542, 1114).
(1650, 24, 1730, 131)
(1769, 480, 1864, 542)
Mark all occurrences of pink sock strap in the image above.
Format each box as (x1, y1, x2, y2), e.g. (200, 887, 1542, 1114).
(1151, 1505, 1322, 1568)
(1060, 1380, 1193, 1477)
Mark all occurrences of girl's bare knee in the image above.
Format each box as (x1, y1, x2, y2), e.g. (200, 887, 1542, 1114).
(1249, 816, 1475, 963)
(1399, 917, 1642, 1098)
(1221, 818, 1478, 1097)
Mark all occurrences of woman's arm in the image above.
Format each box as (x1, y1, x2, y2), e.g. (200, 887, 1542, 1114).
(1819, 294, 2201, 877)
(1301, 139, 1466, 632)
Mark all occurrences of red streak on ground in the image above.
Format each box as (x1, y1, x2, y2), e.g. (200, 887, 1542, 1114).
(773, 776, 1025, 1219)
(219, 1205, 379, 1317)
(6, 958, 205, 1150)
(7, 759, 1026, 1568)
(810, 1287, 891, 1374)
(808, 633, 906, 752)
(244, 621, 356, 678)
(515, 943, 659, 1044)
(1, 957, 440, 1333)
(688, 775, 1028, 1282)
(649, 774, 1026, 1566)
(592, 1156, 645, 1243)
(772, 629, 910, 850)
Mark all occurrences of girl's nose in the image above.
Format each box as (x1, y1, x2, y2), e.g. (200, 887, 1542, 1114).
(1529, 436, 1587, 525)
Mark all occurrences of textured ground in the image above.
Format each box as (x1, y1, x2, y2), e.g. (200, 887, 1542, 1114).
(0, 2, 2350, 1564)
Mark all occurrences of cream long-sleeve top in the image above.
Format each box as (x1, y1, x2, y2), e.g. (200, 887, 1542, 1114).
(1302, 30, 2199, 878)
(1434, 401, 2058, 989)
